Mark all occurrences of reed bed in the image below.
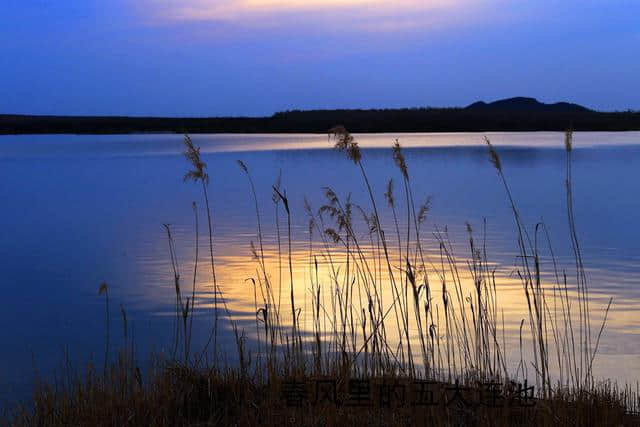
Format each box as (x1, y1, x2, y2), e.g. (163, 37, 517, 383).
(6, 128, 639, 426)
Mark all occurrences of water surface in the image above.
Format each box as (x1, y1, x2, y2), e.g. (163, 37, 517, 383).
(1, 132, 639, 405)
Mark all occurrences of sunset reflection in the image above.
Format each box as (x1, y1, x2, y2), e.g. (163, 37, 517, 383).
(155, 225, 639, 382)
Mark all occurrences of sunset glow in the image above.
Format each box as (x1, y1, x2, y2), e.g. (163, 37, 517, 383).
(143, 0, 483, 28)
(3, 0, 640, 423)
(2, 1, 638, 115)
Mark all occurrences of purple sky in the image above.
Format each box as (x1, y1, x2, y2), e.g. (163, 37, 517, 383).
(1, 0, 639, 116)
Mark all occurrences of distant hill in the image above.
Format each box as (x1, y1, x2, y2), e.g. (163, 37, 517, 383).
(466, 97, 592, 113)
(2, 98, 639, 134)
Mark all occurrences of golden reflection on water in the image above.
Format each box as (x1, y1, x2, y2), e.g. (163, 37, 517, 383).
(193, 132, 640, 153)
(161, 234, 640, 382)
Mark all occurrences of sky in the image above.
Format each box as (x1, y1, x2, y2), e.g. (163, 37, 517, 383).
(1, 0, 639, 116)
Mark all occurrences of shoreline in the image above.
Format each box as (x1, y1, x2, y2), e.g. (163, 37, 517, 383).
(3, 108, 640, 135)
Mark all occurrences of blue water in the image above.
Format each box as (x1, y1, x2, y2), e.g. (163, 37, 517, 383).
(1, 132, 639, 407)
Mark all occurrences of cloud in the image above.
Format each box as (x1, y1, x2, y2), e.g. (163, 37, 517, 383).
(140, 0, 492, 32)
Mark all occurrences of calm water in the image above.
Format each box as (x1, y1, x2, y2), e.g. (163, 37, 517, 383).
(1, 132, 640, 405)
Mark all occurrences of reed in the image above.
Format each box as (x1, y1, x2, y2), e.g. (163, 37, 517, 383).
(98, 282, 109, 376)
(7, 129, 639, 426)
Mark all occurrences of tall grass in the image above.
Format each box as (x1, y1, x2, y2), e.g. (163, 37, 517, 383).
(8, 129, 639, 426)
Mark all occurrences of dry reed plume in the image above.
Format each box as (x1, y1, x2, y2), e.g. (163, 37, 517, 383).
(7, 129, 639, 427)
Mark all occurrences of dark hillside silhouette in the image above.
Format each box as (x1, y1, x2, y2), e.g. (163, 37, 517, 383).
(2, 97, 639, 134)
(465, 97, 592, 113)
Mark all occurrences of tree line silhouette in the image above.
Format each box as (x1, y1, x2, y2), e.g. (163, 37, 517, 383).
(3, 98, 639, 134)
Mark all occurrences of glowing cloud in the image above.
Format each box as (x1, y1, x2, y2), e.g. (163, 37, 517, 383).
(141, 0, 491, 32)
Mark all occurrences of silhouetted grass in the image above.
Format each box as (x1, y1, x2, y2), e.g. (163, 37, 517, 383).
(5, 129, 640, 426)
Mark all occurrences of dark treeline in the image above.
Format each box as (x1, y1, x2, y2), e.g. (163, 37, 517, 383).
(3, 101, 640, 135)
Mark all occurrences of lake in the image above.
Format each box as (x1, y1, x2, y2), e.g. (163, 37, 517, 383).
(1, 132, 639, 406)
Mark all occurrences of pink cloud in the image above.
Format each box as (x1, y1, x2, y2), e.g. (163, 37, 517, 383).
(140, 0, 495, 33)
